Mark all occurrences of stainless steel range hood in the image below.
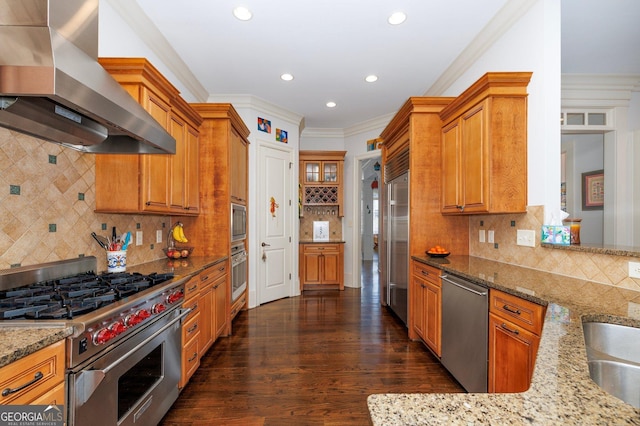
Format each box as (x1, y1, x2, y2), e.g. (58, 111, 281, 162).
(0, 0, 176, 154)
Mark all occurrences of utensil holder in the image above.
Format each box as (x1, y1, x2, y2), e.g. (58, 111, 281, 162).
(107, 250, 127, 273)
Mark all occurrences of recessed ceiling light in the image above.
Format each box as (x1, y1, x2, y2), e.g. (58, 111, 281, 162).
(280, 73, 294, 81)
(233, 6, 252, 21)
(365, 75, 378, 83)
(326, 101, 337, 108)
(388, 11, 406, 25)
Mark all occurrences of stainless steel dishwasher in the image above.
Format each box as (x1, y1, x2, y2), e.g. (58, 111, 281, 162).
(440, 273, 488, 392)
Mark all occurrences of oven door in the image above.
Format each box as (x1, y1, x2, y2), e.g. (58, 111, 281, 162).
(231, 250, 247, 302)
(68, 308, 189, 426)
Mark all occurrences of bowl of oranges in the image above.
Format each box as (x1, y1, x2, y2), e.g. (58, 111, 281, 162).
(426, 245, 450, 258)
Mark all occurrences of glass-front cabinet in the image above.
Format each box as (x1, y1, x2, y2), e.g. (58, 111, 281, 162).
(303, 160, 339, 184)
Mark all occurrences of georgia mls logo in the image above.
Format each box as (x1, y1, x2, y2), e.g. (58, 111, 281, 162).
(0, 404, 63, 426)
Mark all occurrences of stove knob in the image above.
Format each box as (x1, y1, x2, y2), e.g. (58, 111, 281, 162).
(110, 320, 127, 336)
(152, 303, 166, 314)
(93, 327, 115, 345)
(125, 313, 140, 327)
(167, 289, 184, 305)
(138, 309, 151, 320)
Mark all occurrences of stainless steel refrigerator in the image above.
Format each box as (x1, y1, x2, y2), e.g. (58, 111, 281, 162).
(384, 172, 409, 324)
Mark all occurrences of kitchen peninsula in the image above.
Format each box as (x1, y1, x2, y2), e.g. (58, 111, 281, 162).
(368, 255, 640, 425)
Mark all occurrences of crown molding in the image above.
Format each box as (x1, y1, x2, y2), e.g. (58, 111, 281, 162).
(561, 74, 640, 108)
(424, 0, 538, 96)
(106, 0, 208, 102)
(208, 94, 305, 129)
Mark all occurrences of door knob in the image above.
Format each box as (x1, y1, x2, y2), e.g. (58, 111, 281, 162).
(261, 242, 270, 247)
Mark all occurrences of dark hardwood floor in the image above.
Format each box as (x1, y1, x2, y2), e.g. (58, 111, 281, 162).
(160, 257, 463, 425)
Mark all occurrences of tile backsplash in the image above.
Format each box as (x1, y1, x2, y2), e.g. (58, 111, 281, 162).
(0, 129, 171, 271)
(470, 205, 640, 292)
(299, 208, 342, 241)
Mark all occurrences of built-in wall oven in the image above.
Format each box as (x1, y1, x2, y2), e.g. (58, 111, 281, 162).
(231, 242, 247, 302)
(231, 203, 247, 242)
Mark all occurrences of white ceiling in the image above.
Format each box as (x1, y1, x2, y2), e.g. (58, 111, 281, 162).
(111, 0, 640, 131)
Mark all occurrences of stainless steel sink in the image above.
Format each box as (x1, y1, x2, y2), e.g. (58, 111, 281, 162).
(582, 322, 640, 408)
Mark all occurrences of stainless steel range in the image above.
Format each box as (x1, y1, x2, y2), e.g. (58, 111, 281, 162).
(0, 256, 190, 426)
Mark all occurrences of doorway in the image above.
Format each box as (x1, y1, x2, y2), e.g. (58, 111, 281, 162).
(352, 152, 382, 291)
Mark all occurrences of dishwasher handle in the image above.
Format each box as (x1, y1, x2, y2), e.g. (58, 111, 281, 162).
(441, 274, 488, 297)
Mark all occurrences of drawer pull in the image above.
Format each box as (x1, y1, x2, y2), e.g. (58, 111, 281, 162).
(188, 284, 198, 292)
(2, 371, 44, 397)
(501, 323, 520, 335)
(420, 270, 429, 276)
(187, 323, 198, 334)
(503, 304, 521, 315)
(188, 352, 198, 363)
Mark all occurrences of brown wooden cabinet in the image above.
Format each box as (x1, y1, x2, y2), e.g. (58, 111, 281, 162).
(299, 151, 346, 217)
(488, 289, 545, 393)
(410, 261, 442, 356)
(95, 58, 202, 215)
(180, 275, 200, 388)
(182, 104, 250, 333)
(0, 339, 65, 405)
(439, 72, 532, 215)
(299, 243, 344, 290)
(198, 261, 228, 357)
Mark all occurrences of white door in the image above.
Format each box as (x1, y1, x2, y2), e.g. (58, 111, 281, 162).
(257, 144, 293, 304)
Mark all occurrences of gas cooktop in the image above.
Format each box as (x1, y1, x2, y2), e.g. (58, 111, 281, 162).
(0, 270, 174, 320)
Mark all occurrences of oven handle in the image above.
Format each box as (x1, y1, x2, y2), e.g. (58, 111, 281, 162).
(75, 307, 191, 407)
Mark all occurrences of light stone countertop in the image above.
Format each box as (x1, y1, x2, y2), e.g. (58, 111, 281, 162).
(368, 255, 640, 425)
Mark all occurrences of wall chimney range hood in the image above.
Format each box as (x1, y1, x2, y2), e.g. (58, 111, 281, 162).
(0, 0, 176, 154)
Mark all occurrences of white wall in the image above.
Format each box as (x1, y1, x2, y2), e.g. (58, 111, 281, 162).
(437, 0, 561, 213)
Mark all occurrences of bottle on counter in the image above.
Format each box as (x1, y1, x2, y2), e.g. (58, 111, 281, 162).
(563, 218, 582, 245)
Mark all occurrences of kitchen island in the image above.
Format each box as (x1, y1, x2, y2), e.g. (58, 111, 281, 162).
(368, 255, 640, 425)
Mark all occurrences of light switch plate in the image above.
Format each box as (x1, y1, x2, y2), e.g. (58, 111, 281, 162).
(136, 231, 143, 246)
(479, 230, 486, 243)
(629, 261, 640, 279)
(516, 229, 536, 247)
(487, 230, 495, 244)
(156, 230, 163, 244)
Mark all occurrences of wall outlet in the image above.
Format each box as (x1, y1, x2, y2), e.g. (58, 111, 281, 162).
(479, 229, 486, 243)
(629, 261, 640, 279)
(136, 231, 143, 246)
(156, 230, 163, 244)
(516, 229, 536, 247)
(487, 230, 495, 244)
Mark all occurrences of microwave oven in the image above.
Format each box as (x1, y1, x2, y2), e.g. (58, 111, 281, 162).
(231, 203, 246, 241)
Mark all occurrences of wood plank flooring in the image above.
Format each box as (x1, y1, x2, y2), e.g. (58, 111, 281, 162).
(160, 259, 463, 425)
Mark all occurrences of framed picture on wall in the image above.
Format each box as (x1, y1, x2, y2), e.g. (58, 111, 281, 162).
(582, 169, 604, 210)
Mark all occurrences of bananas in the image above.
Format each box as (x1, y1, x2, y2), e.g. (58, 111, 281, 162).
(172, 223, 188, 243)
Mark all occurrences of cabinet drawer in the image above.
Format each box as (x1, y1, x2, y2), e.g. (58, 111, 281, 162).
(0, 340, 65, 405)
(200, 261, 228, 286)
(181, 336, 200, 386)
(182, 311, 201, 343)
(183, 275, 200, 301)
(489, 290, 545, 335)
(182, 293, 200, 322)
(412, 262, 441, 286)
(302, 244, 339, 254)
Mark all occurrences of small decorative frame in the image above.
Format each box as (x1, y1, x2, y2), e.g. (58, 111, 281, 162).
(582, 169, 604, 210)
(258, 117, 271, 133)
(276, 128, 288, 143)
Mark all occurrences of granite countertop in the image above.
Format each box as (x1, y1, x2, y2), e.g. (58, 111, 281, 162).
(0, 255, 226, 369)
(368, 255, 640, 425)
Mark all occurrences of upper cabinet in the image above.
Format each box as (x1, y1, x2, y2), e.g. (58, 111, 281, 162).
(299, 151, 346, 216)
(95, 58, 202, 215)
(229, 126, 249, 204)
(439, 72, 532, 215)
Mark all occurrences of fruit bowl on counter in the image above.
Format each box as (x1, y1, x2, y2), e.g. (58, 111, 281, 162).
(426, 245, 450, 258)
(163, 246, 194, 259)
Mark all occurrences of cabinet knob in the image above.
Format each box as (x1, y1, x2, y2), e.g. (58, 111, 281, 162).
(456, 205, 465, 212)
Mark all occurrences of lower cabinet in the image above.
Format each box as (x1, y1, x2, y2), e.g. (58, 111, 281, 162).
(410, 261, 442, 357)
(0, 339, 65, 405)
(299, 243, 344, 290)
(180, 261, 228, 389)
(488, 289, 545, 393)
